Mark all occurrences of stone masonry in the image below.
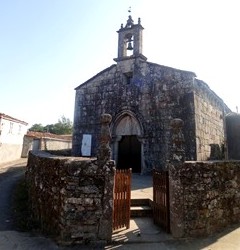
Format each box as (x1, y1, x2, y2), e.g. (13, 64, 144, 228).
(26, 151, 115, 245)
(168, 119, 240, 238)
(26, 114, 115, 246)
(169, 161, 240, 237)
(194, 79, 228, 160)
(72, 14, 230, 174)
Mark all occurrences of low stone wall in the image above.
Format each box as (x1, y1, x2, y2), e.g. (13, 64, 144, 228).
(21, 136, 72, 158)
(169, 160, 240, 237)
(26, 151, 115, 245)
(41, 137, 72, 151)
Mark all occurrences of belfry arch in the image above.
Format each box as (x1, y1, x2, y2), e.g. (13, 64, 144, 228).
(111, 111, 144, 173)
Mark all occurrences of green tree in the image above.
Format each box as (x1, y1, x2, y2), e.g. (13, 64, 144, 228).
(29, 116, 73, 135)
(46, 116, 73, 135)
(28, 123, 44, 132)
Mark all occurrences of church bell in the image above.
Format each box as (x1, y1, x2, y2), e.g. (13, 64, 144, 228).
(127, 41, 133, 50)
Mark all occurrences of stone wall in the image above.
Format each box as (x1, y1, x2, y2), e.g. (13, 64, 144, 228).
(22, 134, 72, 158)
(194, 79, 230, 161)
(73, 60, 198, 173)
(169, 160, 240, 237)
(40, 137, 72, 151)
(26, 151, 115, 245)
(73, 58, 229, 173)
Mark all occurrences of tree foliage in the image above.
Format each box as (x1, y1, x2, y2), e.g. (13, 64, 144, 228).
(29, 116, 73, 135)
(28, 123, 45, 132)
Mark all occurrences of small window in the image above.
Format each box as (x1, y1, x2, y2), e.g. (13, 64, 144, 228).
(125, 72, 133, 84)
(126, 76, 132, 84)
(9, 122, 13, 134)
(18, 125, 22, 134)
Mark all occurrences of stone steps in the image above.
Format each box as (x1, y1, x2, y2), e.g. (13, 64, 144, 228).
(130, 198, 153, 217)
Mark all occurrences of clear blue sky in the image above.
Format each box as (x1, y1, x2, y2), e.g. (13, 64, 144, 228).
(1, 0, 239, 127)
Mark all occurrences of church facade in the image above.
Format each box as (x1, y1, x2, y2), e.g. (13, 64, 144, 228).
(72, 15, 230, 174)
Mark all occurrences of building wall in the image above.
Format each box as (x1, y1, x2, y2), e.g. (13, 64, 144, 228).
(21, 135, 34, 158)
(0, 144, 24, 163)
(0, 116, 28, 163)
(73, 60, 197, 173)
(73, 59, 229, 172)
(194, 79, 229, 160)
(73, 65, 117, 157)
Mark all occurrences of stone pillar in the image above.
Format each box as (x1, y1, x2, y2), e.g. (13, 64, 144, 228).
(96, 113, 115, 241)
(169, 118, 185, 237)
(97, 114, 112, 167)
(111, 135, 122, 165)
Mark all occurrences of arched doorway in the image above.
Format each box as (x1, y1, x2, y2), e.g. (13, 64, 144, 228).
(111, 111, 143, 173)
(118, 135, 141, 173)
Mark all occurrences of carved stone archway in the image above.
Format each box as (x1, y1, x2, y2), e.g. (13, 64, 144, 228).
(111, 111, 144, 173)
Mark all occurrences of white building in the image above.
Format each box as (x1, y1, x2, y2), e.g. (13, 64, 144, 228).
(0, 113, 28, 164)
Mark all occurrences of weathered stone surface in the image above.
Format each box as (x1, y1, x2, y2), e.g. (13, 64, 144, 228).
(194, 80, 229, 161)
(25, 151, 115, 245)
(97, 114, 112, 167)
(72, 58, 230, 173)
(169, 160, 240, 238)
(170, 118, 185, 163)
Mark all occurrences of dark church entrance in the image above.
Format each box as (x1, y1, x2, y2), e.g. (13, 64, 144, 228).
(117, 135, 141, 173)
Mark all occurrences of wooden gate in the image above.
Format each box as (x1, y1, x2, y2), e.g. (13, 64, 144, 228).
(152, 169, 170, 233)
(113, 169, 132, 231)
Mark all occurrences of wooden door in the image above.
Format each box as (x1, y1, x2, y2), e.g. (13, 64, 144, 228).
(113, 169, 131, 231)
(152, 169, 170, 233)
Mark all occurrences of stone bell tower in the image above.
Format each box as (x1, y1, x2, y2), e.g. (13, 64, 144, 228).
(114, 13, 147, 62)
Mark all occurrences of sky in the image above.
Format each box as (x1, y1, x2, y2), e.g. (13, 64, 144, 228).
(0, 0, 239, 127)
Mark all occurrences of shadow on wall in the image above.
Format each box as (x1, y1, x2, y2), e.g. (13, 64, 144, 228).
(43, 149, 72, 156)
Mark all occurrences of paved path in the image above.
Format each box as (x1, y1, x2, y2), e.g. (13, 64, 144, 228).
(109, 174, 240, 249)
(131, 174, 153, 200)
(0, 160, 26, 230)
(0, 159, 27, 230)
(0, 159, 61, 250)
(1, 159, 240, 249)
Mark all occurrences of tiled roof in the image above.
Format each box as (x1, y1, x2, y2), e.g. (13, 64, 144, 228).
(26, 131, 72, 140)
(0, 113, 28, 125)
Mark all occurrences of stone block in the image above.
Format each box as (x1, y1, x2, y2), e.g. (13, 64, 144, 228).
(26, 151, 115, 245)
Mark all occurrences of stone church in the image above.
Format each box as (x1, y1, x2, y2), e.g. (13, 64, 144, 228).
(72, 14, 230, 174)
